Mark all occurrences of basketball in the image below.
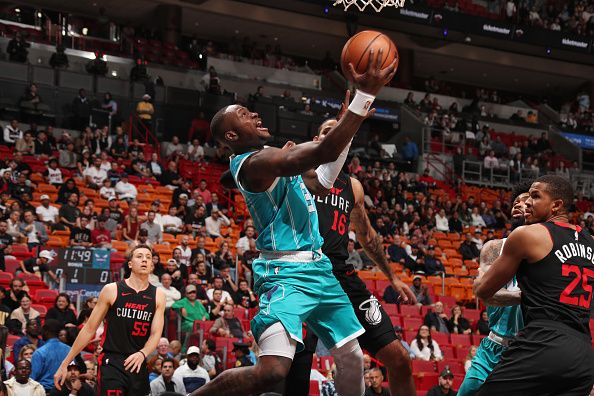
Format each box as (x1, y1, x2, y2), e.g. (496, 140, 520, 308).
(340, 30, 398, 81)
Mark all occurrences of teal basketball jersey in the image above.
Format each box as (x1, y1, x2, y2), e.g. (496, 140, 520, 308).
(487, 238, 524, 338)
(230, 151, 324, 252)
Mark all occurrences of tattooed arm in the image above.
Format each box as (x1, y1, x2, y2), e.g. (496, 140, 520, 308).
(478, 239, 521, 306)
(350, 177, 416, 304)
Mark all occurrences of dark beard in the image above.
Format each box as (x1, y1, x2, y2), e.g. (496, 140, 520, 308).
(511, 216, 525, 230)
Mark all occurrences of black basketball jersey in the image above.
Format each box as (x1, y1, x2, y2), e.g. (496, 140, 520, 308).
(517, 222, 594, 336)
(101, 280, 157, 356)
(312, 172, 355, 271)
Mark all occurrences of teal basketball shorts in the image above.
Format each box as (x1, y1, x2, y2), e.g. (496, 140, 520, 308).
(250, 252, 364, 352)
(458, 337, 506, 396)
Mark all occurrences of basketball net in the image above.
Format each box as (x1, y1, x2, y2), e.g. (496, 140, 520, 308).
(333, 0, 406, 12)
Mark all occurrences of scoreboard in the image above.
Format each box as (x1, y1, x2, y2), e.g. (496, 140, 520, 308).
(48, 248, 112, 298)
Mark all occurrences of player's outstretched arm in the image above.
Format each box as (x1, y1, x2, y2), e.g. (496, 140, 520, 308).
(350, 178, 416, 304)
(478, 239, 521, 306)
(124, 288, 166, 373)
(54, 283, 116, 390)
(239, 51, 397, 193)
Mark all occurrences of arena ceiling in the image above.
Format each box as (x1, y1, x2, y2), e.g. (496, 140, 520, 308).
(11, 0, 593, 97)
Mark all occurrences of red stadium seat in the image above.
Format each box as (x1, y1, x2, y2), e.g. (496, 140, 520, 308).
(415, 373, 439, 391)
(6, 335, 20, 348)
(32, 304, 48, 317)
(412, 360, 435, 374)
(402, 317, 424, 332)
(4, 258, 20, 274)
(383, 304, 398, 316)
(450, 333, 472, 347)
(399, 305, 421, 317)
(440, 345, 456, 360)
(430, 332, 450, 346)
(34, 289, 58, 303)
(319, 356, 334, 372)
(472, 334, 486, 345)
(437, 360, 465, 375)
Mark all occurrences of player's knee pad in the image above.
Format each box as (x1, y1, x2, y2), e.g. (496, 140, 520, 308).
(258, 321, 297, 361)
(331, 339, 365, 396)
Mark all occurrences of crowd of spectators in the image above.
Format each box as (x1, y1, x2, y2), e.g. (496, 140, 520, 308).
(560, 91, 593, 133)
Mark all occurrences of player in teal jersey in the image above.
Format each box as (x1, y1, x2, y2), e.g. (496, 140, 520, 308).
(458, 181, 532, 396)
(189, 51, 397, 396)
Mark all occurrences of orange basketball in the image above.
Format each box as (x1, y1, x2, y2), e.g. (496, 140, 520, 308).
(340, 30, 398, 82)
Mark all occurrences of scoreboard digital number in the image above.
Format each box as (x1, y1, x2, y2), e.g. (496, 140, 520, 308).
(49, 248, 112, 298)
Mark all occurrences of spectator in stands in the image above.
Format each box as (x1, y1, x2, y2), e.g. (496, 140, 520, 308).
(165, 136, 184, 159)
(345, 239, 364, 270)
(218, 265, 238, 296)
(364, 367, 389, 396)
(235, 226, 255, 256)
(15, 132, 34, 155)
(31, 319, 71, 391)
(70, 216, 92, 247)
(10, 294, 40, 335)
(464, 346, 477, 373)
(173, 346, 210, 392)
(163, 258, 186, 295)
(470, 207, 486, 228)
(447, 305, 472, 334)
(159, 274, 181, 310)
(20, 209, 48, 249)
(3, 120, 22, 147)
(115, 173, 137, 201)
(207, 278, 233, 306)
(172, 284, 209, 333)
(147, 152, 163, 180)
(410, 325, 443, 361)
(411, 275, 432, 306)
(424, 301, 450, 333)
(5, 358, 44, 396)
(483, 150, 499, 170)
(200, 339, 220, 378)
(150, 357, 186, 395)
(6, 31, 29, 62)
(234, 279, 257, 308)
(136, 94, 155, 130)
(162, 206, 183, 235)
(435, 209, 449, 232)
(33, 131, 52, 157)
(99, 179, 116, 201)
(510, 109, 524, 122)
(122, 206, 140, 243)
(72, 89, 91, 131)
(10, 173, 32, 200)
(156, 338, 174, 360)
(426, 367, 456, 396)
(175, 235, 192, 266)
(59, 192, 80, 230)
(46, 293, 77, 329)
(212, 243, 234, 273)
(141, 211, 163, 244)
(49, 43, 69, 69)
(210, 304, 247, 338)
(48, 361, 94, 396)
(43, 159, 63, 187)
(21, 250, 58, 283)
(83, 157, 107, 190)
(205, 210, 230, 239)
(476, 310, 489, 335)
(147, 355, 163, 382)
(5, 278, 26, 312)
(13, 320, 44, 362)
(459, 233, 480, 261)
(90, 216, 111, 248)
(100, 92, 118, 121)
(161, 161, 182, 189)
(471, 230, 484, 250)
(186, 138, 206, 163)
(423, 245, 445, 275)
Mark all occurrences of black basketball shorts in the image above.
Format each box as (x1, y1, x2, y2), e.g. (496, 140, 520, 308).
(98, 353, 150, 396)
(333, 269, 397, 356)
(477, 319, 594, 396)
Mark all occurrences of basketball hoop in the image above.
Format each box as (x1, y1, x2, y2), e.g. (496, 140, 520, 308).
(333, 0, 406, 12)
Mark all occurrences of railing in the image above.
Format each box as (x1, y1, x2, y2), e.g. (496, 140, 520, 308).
(423, 126, 466, 155)
(128, 113, 160, 159)
(462, 160, 513, 188)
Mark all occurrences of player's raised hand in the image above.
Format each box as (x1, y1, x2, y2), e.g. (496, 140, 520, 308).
(336, 89, 351, 121)
(346, 48, 398, 96)
(53, 363, 68, 390)
(124, 351, 146, 373)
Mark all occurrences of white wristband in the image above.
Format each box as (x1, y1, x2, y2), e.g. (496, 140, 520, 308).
(348, 89, 375, 116)
(315, 141, 351, 189)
